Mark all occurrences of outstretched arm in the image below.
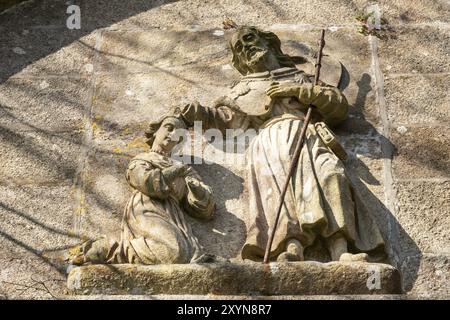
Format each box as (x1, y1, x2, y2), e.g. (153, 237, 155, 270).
(180, 100, 251, 133)
(181, 169, 215, 220)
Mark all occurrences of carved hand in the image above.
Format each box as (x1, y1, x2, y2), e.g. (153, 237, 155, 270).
(185, 176, 206, 198)
(162, 164, 190, 182)
(265, 82, 321, 106)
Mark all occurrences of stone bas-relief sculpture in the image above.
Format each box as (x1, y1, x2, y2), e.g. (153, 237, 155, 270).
(66, 25, 401, 296)
(180, 26, 386, 263)
(70, 116, 219, 265)
(70, 26, 386, 267)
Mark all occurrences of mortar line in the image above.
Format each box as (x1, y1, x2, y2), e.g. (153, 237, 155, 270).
(72, 29, 103, 237)
(391, 121, 450, 128)
(6, 75, 88, 80)
(385, 72, 450, 78)
(369, 35, 400, 267)
(390, 22, 450, 29)
(0, 180, 73, 188)
(8, 71, 449, 81)
(4, 18, 450, 31)
(395, 178, 450, 183)
(69, 21, 450, 32)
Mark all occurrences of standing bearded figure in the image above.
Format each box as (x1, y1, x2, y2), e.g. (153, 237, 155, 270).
(180, 26, 386, 262)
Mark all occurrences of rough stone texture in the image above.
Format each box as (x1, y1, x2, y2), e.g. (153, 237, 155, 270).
(0, 77, 91, 132)
(97, 30, 230, 73)
(0, 129, 84, 185)
(374, 0, 450, 24)
(0, 0, 449, 299)
(391, 126, 450, 179)
(83, 0, 365, 30)
(0, 0, 82, 28)
(67, 262, 401, 295)
(378, 26, 450, 74)
(91, 72, 228, 137)
(79, 152, 131, 239)
(0, 184, 79, 299)
(401, 253, 450, 296)
(0, 241, 67, 299)
(0, 29, 96, 81)
(0, 185, 80, 251)
(68, 294, 442, 300)
(88, 26, 384, 260)
(393, 180, 450, 255)
(385, 74, 450, 125)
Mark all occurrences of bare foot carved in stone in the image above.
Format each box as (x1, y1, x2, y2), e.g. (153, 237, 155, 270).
(277, 239, 304, 262)
(339, 253, 369, 262)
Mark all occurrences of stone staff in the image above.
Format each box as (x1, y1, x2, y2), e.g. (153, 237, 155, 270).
(263, 29, 326, 264)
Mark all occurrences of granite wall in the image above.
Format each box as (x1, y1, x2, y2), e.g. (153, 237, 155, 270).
(0, 0, 448, 298)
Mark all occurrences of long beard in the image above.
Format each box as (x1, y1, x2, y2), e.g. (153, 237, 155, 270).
(246, 49, 267, 68)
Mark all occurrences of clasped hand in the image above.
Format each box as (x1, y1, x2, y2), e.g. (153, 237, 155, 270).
(265, 82, 324, 107)
(167, 164, 204, 192)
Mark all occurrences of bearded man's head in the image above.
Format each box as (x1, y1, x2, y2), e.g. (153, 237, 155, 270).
(230, 26, 296, 75)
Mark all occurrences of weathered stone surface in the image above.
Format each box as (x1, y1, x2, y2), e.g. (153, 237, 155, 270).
(67, 294, 432, 300)
(374, 0, 450, 24)
(0, 29, 96, 81)
(82, 136, 389, 262)
(83, 0, 364, 30)
(0, 0, 82, 28)
(97, 30, 229, 73)
(94, 27, 379, 138)
(0, 1, 27, 13)
(385, 74, 450, 125)
(185, 163, 247, 259)
(91, 72, 228, 135)
(401, 253, 450, 296)
(0, 0, 448, 299)
(0, 184, 78, 299)
(0, 77, 90, 132)
(0, 129, 84, 185)
(67, 262, 402, 295)
(89, 25, 382, 261)
(0, 184, 80, 252)
(391, 126, 450, 179)
(0, 241, 67, 299)
(78, 152, 131, 239)
(0, 0, 96, 82)
(80, 146, 248, 259)
(340, 134, 385, 198)
(341, 136, 387, 223)
(97, 28, 376, 116)
(272, 29, 378, 124)
(378, 26, 450, 74)
(393, 180, 450, 255)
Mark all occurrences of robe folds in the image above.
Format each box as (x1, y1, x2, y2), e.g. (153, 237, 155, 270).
(106, 151, 215, 264)
(181, 67, 385, 261)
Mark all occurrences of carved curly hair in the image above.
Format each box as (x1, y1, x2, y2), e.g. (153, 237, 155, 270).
(230, 26, 297, 75)
(144, 107, 185, 147)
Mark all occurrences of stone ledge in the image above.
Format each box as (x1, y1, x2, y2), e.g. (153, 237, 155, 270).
(68, 294, 450, 300)
(67, 262, 402, 296)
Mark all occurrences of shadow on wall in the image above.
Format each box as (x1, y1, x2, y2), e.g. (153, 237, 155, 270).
(337, 72, 421, 292)
(0, 0, 179, 83)
(189, 158, 247, 259)
(0, 0, 429, 295)
(0, 0, 180, 290)
(0, 0, 28, 13)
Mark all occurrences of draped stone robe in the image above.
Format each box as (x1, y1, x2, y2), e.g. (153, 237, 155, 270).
(182, 67, 385, 261)
(106, 151, 215, 264)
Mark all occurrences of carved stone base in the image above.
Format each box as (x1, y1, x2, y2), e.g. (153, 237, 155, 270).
(67, 262, 402, 296)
